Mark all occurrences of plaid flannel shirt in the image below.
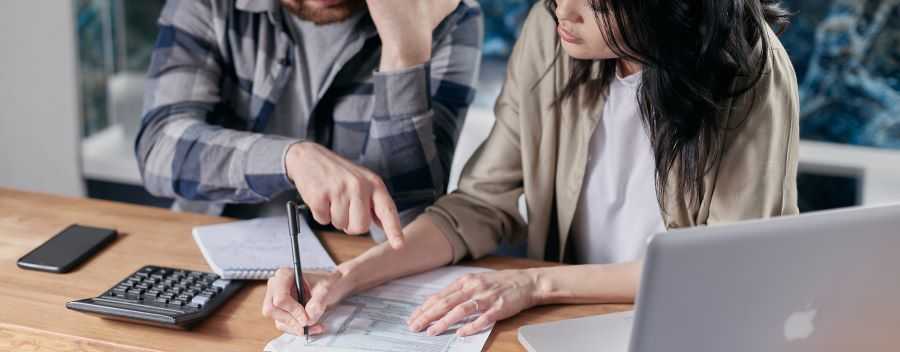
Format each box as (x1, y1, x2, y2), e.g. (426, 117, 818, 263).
(135, 0, 482, 215)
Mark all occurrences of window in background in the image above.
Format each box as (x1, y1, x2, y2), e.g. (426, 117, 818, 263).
(482, 0, 535, 58)
(476, 0, 536, 107)
(75, 0, 168, 207)
(797, 172, 861, 212)
(75, 0, 164, 137)
(780, 0, 900, 210)
(782, 0, 900, 148)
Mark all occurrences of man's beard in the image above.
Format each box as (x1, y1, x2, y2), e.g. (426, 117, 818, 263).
(281, 0, 367, 25)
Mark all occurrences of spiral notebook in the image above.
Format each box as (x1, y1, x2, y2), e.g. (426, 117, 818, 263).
(192, 216, 336, 280)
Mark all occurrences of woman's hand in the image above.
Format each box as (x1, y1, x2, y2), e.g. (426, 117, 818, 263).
(261, 267, 356, 336)
(407, 269, 541, 337)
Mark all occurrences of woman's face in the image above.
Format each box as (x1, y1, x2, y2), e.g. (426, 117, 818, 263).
(555, 0, 618, 60)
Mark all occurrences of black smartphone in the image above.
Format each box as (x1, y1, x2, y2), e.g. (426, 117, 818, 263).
(17, 224, 117, 273)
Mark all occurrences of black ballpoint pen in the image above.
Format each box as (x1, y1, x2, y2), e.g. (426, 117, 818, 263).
(283, 189, 436, 343)
(285, 201, 309, 343)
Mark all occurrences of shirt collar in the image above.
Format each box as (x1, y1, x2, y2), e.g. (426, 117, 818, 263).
(615, 67, 643, 88)
(235, 0, 279, 13)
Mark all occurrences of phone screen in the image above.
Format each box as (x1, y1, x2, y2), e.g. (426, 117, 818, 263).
(17, 225, 117, 273)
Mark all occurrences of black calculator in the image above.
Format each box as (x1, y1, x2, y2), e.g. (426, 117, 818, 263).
(66, 265, 244, 329)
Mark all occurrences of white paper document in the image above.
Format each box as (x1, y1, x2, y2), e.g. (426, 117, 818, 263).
(265, 266, 495, 352)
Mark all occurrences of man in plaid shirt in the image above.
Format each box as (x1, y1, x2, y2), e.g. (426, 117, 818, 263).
(136, 0, 482, 247)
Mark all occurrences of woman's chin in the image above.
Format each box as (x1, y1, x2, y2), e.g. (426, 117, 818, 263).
(560, 43, 615, 61)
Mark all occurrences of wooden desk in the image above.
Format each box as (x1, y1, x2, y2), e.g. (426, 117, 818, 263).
(0, 189, 630, 351)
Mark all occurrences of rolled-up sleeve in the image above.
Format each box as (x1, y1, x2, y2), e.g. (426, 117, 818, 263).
(368, 3, 483, 214)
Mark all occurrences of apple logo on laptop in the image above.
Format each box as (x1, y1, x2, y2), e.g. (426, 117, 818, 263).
(784, 307, 817, 342)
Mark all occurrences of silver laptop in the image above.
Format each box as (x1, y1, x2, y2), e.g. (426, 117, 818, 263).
(518, 204, 900, 352)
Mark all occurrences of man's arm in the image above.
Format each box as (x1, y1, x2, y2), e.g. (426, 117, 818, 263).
(136, 0, 297, 203)
(287, 1, 482, 245)
(365, 0, 483, 198)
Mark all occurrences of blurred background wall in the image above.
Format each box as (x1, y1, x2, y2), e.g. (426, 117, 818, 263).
(0, 1, 83, 196)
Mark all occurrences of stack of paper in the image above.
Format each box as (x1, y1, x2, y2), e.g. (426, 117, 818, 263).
(265, 266, 495, 352)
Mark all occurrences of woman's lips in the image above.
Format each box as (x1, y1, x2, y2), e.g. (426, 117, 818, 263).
(557, 25, 582, 44)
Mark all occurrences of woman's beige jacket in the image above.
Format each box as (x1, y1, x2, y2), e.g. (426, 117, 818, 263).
(425, 5, 800, 263)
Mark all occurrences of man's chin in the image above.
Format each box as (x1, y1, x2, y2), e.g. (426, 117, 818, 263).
(283, 0, 366, 25)
(304, 0, 348, 10)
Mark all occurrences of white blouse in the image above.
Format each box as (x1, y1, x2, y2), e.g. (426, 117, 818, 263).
(569, 69, 666, 264)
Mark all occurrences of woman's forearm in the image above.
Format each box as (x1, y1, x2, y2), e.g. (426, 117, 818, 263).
(530, 261, 642, 305)
(339, 216, 455, 292)
(336, 216, 641, 307)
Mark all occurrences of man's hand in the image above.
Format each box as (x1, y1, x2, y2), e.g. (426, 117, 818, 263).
(262, 268, 356, 336)
(286, 142, 404, 249)
(366, 0, 461, 71)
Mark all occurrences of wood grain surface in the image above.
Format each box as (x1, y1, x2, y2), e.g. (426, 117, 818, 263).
(0, 188, 630, 351)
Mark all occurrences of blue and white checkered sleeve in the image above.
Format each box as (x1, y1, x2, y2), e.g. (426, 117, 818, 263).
(368, 2, 483, 211)
(135, 0, 297, 203)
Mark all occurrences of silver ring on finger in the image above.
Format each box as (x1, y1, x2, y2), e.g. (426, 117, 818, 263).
(468, 299, 480, 313)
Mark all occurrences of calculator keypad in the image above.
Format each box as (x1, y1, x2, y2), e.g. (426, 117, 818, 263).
(67, 265, 243, 329)
(103, 266, 228, 311)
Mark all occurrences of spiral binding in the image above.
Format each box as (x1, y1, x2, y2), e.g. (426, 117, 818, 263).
(221, 267, 334, 280)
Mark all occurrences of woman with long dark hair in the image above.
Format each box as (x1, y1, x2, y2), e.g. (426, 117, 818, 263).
(263, 0, 800, 338)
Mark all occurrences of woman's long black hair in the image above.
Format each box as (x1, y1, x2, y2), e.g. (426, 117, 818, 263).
(544, 0, 790, 207)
